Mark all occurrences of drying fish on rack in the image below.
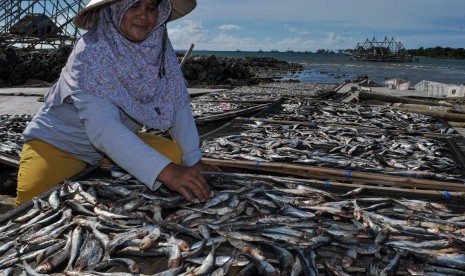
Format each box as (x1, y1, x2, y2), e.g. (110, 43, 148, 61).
(190, 102, 254, 118)
(0, 114, 32, 158)
(201, 119, 464, 182)
(193, 90, 282, 103)
(265, 98, 451, 134)
(1, 173, 465, 275)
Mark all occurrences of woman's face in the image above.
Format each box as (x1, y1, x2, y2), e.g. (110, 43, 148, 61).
(119, 0, 159, 42)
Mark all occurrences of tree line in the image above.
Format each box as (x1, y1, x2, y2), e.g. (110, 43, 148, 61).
(407, 47, 465, 59)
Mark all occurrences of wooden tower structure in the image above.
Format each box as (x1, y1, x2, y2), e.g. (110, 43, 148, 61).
(0, 0, 86, 50)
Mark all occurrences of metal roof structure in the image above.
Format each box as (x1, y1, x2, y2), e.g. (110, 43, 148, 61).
(352, 36, 413, 62)
(0, 0, 86, 50)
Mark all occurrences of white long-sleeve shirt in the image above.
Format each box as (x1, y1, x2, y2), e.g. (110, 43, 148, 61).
(23, 93, 201, 189)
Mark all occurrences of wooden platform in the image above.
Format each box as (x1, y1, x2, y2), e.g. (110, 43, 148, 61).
(0, 86, 227, 115)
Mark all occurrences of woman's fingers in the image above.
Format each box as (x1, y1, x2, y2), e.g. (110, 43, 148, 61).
(157, 162, 212, 203)
(187, 173, 210, 202)
(176, 186, 194, 202)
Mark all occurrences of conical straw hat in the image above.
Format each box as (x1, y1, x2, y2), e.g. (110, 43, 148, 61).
(74, 0, 196, 30)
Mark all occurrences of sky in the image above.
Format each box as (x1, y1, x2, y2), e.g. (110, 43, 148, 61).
(167, 0, 465, 52)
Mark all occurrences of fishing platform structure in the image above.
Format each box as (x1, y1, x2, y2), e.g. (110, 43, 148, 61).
(0, 0, 86, 50)
(351, 36, 413, 62)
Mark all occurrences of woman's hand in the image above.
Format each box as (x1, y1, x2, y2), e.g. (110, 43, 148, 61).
(157, 161, 219, 203)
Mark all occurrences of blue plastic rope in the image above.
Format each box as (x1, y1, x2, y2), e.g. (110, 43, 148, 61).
(255, 161, 262, 167)
(346, 170, 353, 177)
(445, 190, 451, 200)
(324, 181, 330, 188)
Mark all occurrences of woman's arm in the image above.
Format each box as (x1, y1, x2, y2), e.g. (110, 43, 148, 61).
(169, 103, 201, 166)
(72, 93, 172, 189)
(170, 103, 220, 171)
(72, 94, 212, 202)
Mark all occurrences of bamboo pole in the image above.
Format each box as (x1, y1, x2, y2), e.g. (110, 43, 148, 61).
(257, 166, 465, 191)
(179, 43, 195, 69)
(384, 106, 465, 122)
(229, 172, 465, 198)
(358, 90, 446, 106)
(449, 122, 465, 128)
(391, 103, 452, 112)
(203, 158, 465, 191)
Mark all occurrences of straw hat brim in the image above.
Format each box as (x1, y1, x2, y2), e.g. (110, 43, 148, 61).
(74, 0, 196, 30)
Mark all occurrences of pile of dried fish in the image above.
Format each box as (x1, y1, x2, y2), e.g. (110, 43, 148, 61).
(190, 102, 262, 118)
(233, 83, 339, 97)
(201, 95, 464, 182)
(0, 114, 32, 158)
(1, 173, 465, 275)
(201, 119, 464, 182)
(262, 99, 451, 134)
(193, 91, 281, 102)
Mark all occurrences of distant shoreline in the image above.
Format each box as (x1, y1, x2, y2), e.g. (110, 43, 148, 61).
(184, 50, 465, 61)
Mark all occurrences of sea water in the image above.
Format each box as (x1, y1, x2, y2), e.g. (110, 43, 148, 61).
(191, 50, 465, 86)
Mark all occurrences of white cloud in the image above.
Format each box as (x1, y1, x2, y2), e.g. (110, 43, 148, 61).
(325, 32, 349, 48)
(283, 24, 311, 36)
(274, 32, 356, 52)
(186, 0, 465, 50)
(209, 33, 258, 51)
(169, 20, 259, 51)
(169, 19, 357, 51)
(169, 20, 209, 50)
(170, 2, 463, 52)
(218, 24, 243, 31)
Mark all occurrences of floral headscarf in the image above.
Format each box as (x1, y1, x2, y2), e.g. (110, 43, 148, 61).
(44, 0, 189, 130)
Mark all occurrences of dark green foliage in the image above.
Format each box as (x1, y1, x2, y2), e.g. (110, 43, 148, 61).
(408, 46, 465, 59)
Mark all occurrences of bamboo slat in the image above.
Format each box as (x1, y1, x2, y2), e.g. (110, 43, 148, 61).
(449, 122, 465, 128)
(232, 172, 465, 197)
(203, 158, 465, 191)
(391, 103, 452, 112)
(358, 90, 445, 106)
(243, 166, 457, 191)
(381, 106, 465, 122)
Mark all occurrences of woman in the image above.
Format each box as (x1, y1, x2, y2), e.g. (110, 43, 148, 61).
(16, 0, 218, 205)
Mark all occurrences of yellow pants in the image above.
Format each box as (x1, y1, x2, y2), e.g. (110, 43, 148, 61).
(16, 132, 181, 206)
